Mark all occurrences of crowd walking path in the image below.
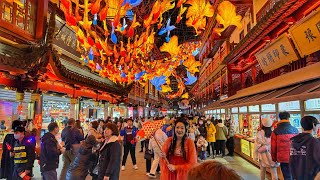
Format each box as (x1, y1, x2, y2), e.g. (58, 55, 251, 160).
(25, 144, 263, 180)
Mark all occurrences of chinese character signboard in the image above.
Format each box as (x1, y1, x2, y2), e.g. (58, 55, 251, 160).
(289, 9, 320, 57)
(255, 33, 298, 74)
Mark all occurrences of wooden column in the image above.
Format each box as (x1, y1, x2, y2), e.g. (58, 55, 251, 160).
(35, 0, 49, 39)
(220, 71, 223, 96)
(227, 67, 233, 96)
(70, 98, 78, 120)
(252, 65, 257, 85)
(241, 73, 246, 89)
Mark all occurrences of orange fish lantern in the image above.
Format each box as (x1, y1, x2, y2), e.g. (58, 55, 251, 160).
(135, 119, 165, 141)
(91, 0, 102, 15)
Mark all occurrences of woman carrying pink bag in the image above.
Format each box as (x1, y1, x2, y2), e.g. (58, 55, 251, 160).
(254, 118, 280, 180)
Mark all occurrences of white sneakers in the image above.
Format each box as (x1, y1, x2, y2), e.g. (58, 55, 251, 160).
(122, 165, 138, 171)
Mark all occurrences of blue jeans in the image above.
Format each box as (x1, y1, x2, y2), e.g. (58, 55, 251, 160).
(200, 151, 207, 160)
(42, 170, 57, 180)
(280, 163, 292, 180)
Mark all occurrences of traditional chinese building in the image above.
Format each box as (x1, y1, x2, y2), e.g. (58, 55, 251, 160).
(194, 0, 320, 166)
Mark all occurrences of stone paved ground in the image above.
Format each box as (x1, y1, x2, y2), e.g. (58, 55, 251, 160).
(7, 143, 267, 180)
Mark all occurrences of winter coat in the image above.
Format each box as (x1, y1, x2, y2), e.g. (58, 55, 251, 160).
(290, 133, 320, 180)
(40, 132, 61, 172)
(66, 142, 95, 180)
(188, 126, 200, 142)
(149, 129, 168, 154)
(87, 128, 103, 142)
(215, 123, 228, 141)
(98, 136, 121, 180)
(13, 137, 35, 175)
(0, 133, 15, 180)
(198, 124, 207, 138)
(61, 126, 84, 150)
(205, 123, 216, 142)
(120, 126, 138, 146)
(271, 120, 298, 163)
(253, 130, 279, 168)
(197, 138, 208, 151)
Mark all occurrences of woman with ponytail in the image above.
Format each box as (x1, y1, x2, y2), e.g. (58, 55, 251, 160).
(160, 118, 197, 180)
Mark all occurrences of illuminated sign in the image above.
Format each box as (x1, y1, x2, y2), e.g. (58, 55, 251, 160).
(239, 106, 248, 113)
(249, 105, 260, 112)
(261, 104, 276, 112)
(279, 101, 300, 111)
(305, 98, 320, 111)
(232, 107, 238, 113)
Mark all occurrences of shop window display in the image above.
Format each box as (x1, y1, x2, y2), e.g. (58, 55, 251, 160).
(42, 100, 70, 131)
(249, 114, 260, 137)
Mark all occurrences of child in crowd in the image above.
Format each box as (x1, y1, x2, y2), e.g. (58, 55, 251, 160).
(197, 134, 208, 161)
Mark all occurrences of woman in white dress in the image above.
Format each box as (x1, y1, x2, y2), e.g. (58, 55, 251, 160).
(254, 118, 279, 180)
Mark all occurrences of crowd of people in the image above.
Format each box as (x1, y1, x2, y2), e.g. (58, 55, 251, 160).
(0, 112, 319, 180)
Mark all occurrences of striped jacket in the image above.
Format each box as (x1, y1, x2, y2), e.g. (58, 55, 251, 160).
(13, 137, 35, 171)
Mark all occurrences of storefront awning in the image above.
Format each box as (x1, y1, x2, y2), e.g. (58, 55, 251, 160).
(203, 77, 320, 111)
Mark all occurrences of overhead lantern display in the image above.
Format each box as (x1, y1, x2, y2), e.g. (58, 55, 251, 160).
(59, 0, 242, 99)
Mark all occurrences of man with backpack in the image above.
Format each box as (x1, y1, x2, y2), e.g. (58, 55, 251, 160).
(40, 122, 65, 180)
(60, 118, 84, 180)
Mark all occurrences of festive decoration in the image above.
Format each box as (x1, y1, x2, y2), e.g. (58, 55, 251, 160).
(214, 1, 243, 35)
(59, 0, 241, 99)
(135, 119, 166, 140)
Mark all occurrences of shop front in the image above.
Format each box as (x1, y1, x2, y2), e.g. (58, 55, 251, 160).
(42, 94, 70, 131)
(0, 89, 32, 143)
(203, 76, 320, 166)
(80, 100, 105, 120)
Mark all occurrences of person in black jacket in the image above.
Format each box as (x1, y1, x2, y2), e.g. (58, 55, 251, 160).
(0, 120, 23, 180)
(289, 116, 320, 180)
(198, 119, 207, 138)
(11, 126, 35, 180)
(98, 123, 121, 180)
(60, 118, 84, 180)
(66, 135, 97, 180)
(40, 122, 64, 180)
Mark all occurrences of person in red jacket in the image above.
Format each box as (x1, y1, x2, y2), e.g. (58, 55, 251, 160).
(271, 112, 298, 180)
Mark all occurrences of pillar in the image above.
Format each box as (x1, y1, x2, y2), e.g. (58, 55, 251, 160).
(104, 102, 109, 119)
(241, 73, 246, 88)
(252, 65, 257, 85)
(70, 98, 78, 120)
(227, 67, 233, 96)
(31, 92, 42, 139)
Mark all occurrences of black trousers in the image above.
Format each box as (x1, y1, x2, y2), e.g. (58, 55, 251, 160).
(216, 140, 226, 156)
(226, 137, 234, 156)
(206, 142, 215, 156)
(141, 140, 146, 151)
(122, 144, 137, 166)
